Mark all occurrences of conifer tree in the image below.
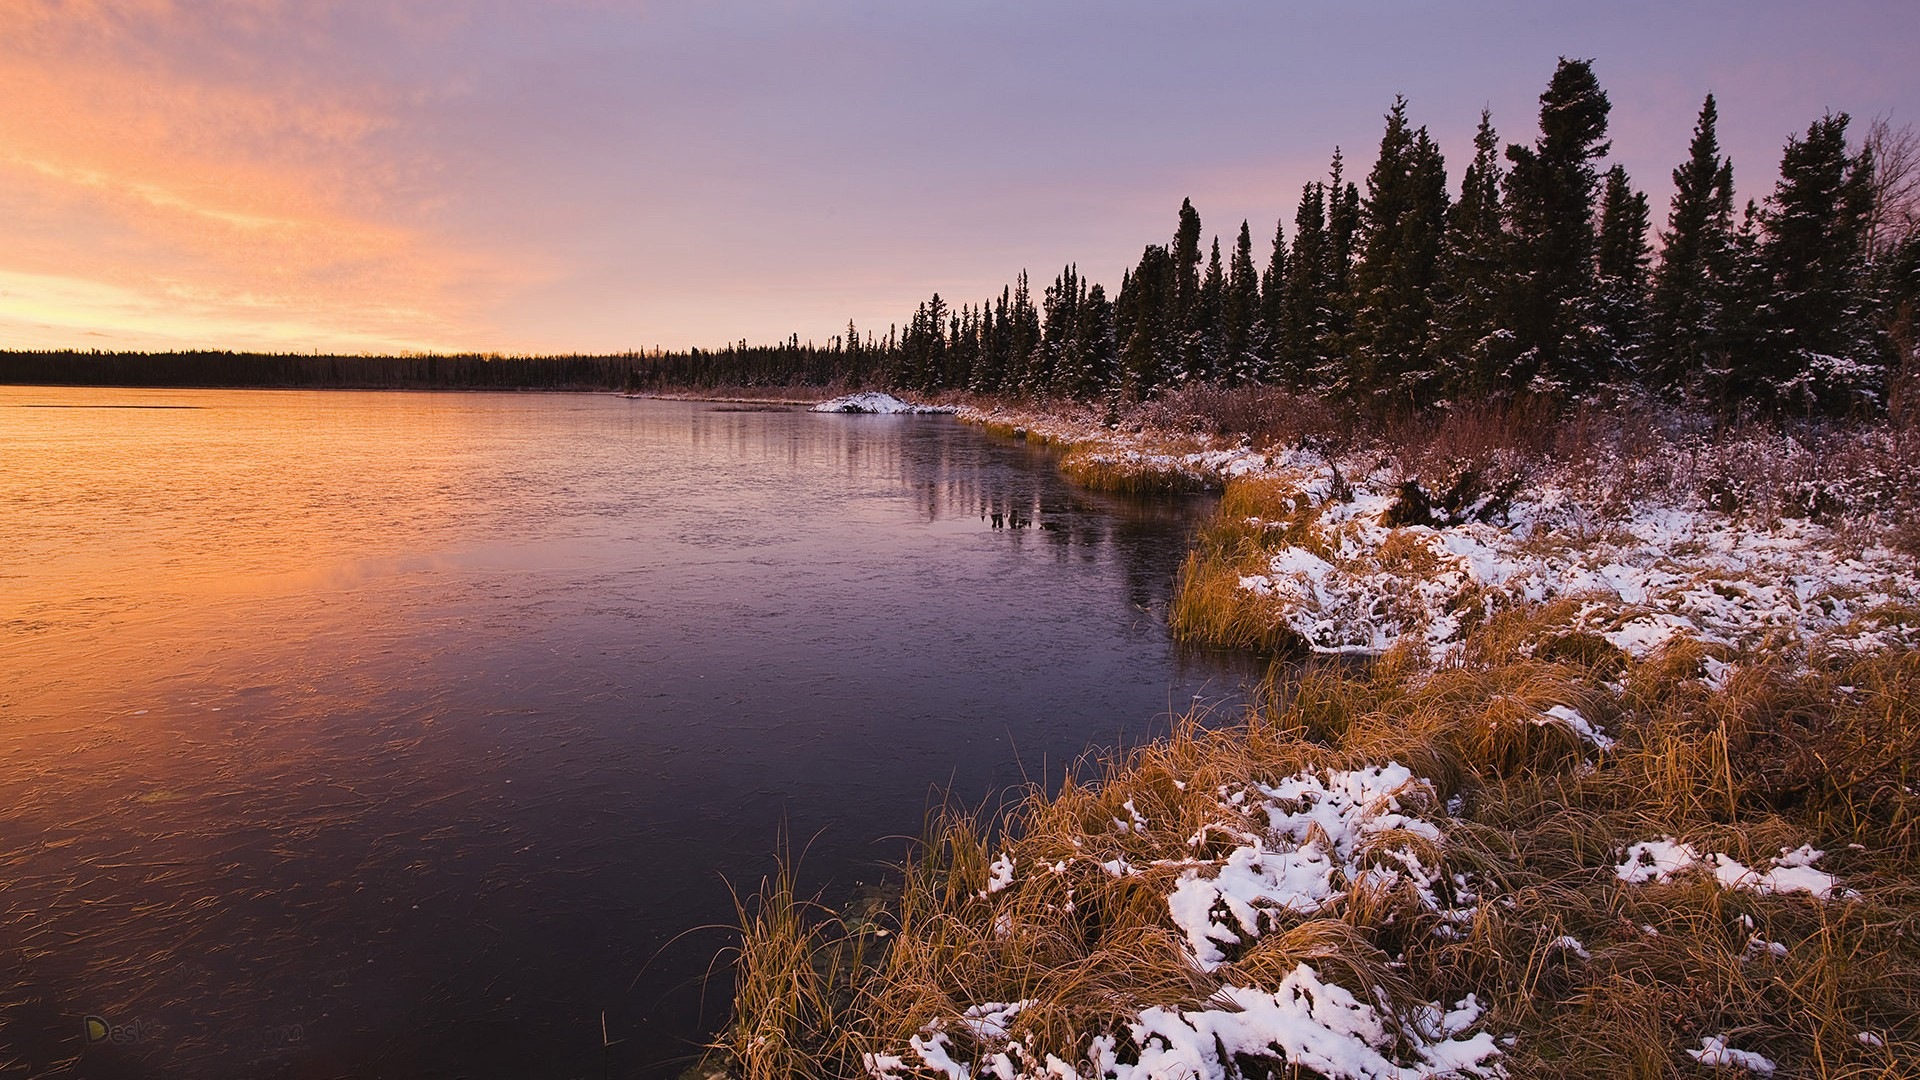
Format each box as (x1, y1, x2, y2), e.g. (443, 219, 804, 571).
(1279, 182, 1330, 387)
(1196, 237, 1226, 381)
(1430, 109, 1513, 398)
(1324, 148, 1362, 368)
(1649, 94, 1738, 391)
(1595, 164, 1653, 378)
(1119, 245, 1176, 398)
(1224, 221, 1262, 384)
(1008, 271, 1041, 394)
(1172, 198, 1204, 380)
(1350, 97, 1451, 407)
(1077, 282, 1118, 400)
(1749, 113, 1878, 411)
(1504, 57, 1613, 397)
(1257, 218, 1288, 379)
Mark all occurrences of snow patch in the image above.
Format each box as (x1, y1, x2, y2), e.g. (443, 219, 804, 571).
(812, 392, 955, 414)
(1616, 839, 1853, 899)
(1686, 1035, 1776, 1075)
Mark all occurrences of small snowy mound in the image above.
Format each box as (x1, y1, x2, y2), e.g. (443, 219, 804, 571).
(811, 392, 954, 414)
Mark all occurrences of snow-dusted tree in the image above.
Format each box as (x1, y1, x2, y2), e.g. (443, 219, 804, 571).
(1117, 244, 1175, 398)
(1503, 57, 1612, 398)
(1350, 96, 1450, 407)
(1429, 109, 1514, 399)
(1748, 113, 1878, 413)
(1171, 198, 1204, 382)
(1224, 221, 1262, 384)
(1256, 218, 1288, 380)
(1278, 182, 1330, 389)
(1649, 94, 1738, 392)
(1595, 164, 1653, 379)
(1195, 237, 1226, 382)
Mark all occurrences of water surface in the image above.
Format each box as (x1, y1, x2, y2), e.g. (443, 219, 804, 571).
(0, 388, 1252, 1078)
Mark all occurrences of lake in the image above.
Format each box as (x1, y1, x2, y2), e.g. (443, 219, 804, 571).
(0, 388, 1254, 1078)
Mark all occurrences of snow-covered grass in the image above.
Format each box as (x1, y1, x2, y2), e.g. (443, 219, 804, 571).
(723, 389, 1920, 1079)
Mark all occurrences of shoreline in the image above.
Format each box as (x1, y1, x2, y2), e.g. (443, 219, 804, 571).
(721, 388, 1920, 1079)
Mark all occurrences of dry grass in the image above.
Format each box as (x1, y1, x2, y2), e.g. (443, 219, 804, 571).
(722, 623, 1920, 1077)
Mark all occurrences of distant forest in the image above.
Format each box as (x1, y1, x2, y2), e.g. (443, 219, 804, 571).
(7, 60, 1917, 417)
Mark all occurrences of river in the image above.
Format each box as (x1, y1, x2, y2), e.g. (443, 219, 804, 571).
(0, 387, 1254, 1078)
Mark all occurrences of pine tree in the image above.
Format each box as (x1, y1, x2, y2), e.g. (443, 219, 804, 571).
(1430, 109, 1513, 399)
(1595, 164, 1653, 378)
(1649, 94, 1738, 392)
(1323, 148, 1362, 369)
(1256, 218, 1288, 380)
(1749, 113, 1879, 412)
(1504, 57, 1613, 397)
(1078, 282, 1119, 400)
(1224, 221, 1262, 384)
(1118, 245, 1176, 398)
(1350, 97, 1451, 407)
(1279, 182, 1329, 387)
(1196, 237, 1226, 382)
(1008, 271, 1041, 395)
(1172, 198, 1204, 381)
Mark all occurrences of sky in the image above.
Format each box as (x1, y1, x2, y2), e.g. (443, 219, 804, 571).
(1, 0, 1916, 356)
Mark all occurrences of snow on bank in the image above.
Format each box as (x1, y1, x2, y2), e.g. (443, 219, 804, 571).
(1230, 452, 1919, 660)
(1616, 839, 1855, 900)
(812, 392, 957, 414)
(865, 764, 1504, 1080)
(1168, 764, 1474, 969)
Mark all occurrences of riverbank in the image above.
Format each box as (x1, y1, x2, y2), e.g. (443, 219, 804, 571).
(722, 386, 1920, 1078)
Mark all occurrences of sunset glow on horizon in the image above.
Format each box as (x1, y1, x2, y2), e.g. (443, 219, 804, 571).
(3, 0, 1916, 355)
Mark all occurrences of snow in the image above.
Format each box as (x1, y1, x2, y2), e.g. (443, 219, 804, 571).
(1686, 1035, 1776, 1075)
(811, 392, 956, 414)
(1537, 705, 1615, 750)
(1166, 764, 1470, 971)
(1614, 838, 1703, 885)
(1218, 451, 1919, 662)
(1616, 839, 1853, 899)
(865, 965, 1502, 1080)
(1548, 935, 1592, 960)
(869, 763, 1502, 1080)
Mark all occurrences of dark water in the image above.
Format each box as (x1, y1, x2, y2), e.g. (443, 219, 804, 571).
(0, 389, 1254, 1079)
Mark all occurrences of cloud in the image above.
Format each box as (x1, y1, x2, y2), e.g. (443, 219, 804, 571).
(0, 0, 520, 352)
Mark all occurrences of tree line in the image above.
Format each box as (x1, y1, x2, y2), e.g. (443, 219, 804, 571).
(8, 59, 1915, 416)
(888, 58, 1920, 416)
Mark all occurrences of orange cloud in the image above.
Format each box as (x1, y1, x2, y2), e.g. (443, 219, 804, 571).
(0, 0, 520, 353)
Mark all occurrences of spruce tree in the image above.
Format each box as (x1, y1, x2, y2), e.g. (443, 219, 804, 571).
(1196, 237, 1226, 382)
(1172, 198, 1204, 381)
(1750, 113, 1879, 412)
(1324, 148, 1362, 370)
(1008, 271, 1041, 395)
(1225, 221, 1262, 384)
(1649, 94, 1738, 391)
(1280, 182, 1330, 388)
(1351, 97, 1451, 407)
(1257, 218, 1288, 380)
(1595, 164, 1653, 379)
(1430, 109, 1513, 399)
(1119, 245, 1176, 398)
(1078, 282, 1119, 400)
(1504, 57, 1613, 397)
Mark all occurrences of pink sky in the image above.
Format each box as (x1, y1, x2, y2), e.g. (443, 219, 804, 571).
(2, 0, 1915, 354)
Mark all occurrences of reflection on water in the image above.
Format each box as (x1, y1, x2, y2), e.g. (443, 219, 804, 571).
(0, 388, 1255, 1078)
